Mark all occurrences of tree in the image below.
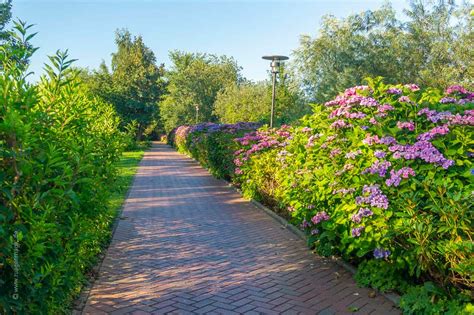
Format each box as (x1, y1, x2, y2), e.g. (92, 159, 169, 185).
(293, 0, 473, 102)
(85, 29, 166, 140)
(160, 51, 241, 132)
(214, 71, 309, 125)
(403, 0, 474, 88)
(0, 0, 12, 42)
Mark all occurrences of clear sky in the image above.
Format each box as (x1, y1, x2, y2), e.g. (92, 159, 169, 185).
(12, 0, 409, 82)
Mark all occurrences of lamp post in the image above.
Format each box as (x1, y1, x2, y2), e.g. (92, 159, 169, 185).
(262, 55, 289, 128)
(195, 104, 199, 124)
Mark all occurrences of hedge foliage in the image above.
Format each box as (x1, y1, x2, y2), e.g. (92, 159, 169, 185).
(0, 23, 126, 313)
(169, 122, 261, 179)
(171, 78, 473, 314)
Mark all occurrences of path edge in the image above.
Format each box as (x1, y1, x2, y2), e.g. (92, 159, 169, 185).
(71, 153, 145, 315)
(214, 170, 402, 307)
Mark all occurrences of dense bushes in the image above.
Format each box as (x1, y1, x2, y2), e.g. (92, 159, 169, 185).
(0, 24, 125, 313)
(171, 79, 473, 314)
(168, 122, 260, 179)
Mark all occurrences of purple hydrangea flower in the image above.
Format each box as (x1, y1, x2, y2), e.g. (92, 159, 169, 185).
(356, 185, 389, 209)
(311, 211, 330, 224)
(404, 84, 420, 91)
(440, 97, 457, 104)
(351, 226, 365, 237)
(446, 85, 467, 95)
(374, 150, 386, 159)
(396, 121, 415, 131)
(362, 160, 392, 177)
(386, 167, 415, 187)
(399, 96, 412, 103)
(374, 248, 391, 259)
(386, 88, 402, 95)
(416, 125, 449, 141)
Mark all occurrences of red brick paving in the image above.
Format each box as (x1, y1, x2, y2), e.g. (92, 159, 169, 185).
(82, 143, 399, 315)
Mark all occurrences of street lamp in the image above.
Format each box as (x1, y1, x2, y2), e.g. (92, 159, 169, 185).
(195, 104, 199, 124)
(262, 55, 289, 128)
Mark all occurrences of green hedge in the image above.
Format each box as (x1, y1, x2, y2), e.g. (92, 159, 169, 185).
(0, 23, 126, 313)
(168, 122, 260, 179)
(171, 79, 473, 314)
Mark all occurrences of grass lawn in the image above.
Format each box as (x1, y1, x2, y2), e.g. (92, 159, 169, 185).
(109, 150, 145, 213)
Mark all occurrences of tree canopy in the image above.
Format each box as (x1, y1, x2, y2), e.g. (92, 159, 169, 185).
(85, 29, 166, 140)
(293, 0, 474, 102)
(214, 71, 309, 125)
(160, 51, 241, 132)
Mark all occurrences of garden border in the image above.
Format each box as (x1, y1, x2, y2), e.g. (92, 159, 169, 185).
(214, 176, 402, 307)
(71, 161, 141, 315)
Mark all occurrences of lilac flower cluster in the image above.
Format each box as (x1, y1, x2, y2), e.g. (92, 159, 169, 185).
(418, 108, 474, 126)
(300, 219, 310, 229)
(356, 185, 389, 209)
(345, 150, 362, 159)
(369, 118, 379, 125)
(416, 125, 449, 141)
(377, 104, 395, 114)
(373, 248, 391, 259)
(404, 84, 420, 91)
(311, 211, 330, 224)
(330, 119, 352, 129)
(386, 167, 416, 187)
(418, 108, 452, 123)
(362, 160, 392, 177)
(440, 97, 457, 104)
(306, 134, 321, 148)
(446, 85, 468, 95)
(386, 88, 402, 95)
(363, 134, 380, 145)
(330, 148, 342, 157)
(389, 141, 454, 169)
(360, 97, 379, 107)
(398, 96, 413, 103)
(396, 121, 415, 131)
(351, 208, 374, 223)
(351, 226, 365, 237)
(374, 150, 386, 159)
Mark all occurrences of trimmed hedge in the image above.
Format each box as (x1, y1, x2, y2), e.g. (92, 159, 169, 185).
(171, 79, 473, 314)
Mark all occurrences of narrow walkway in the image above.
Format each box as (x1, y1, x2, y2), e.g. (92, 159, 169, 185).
(83, 143, 399, 315)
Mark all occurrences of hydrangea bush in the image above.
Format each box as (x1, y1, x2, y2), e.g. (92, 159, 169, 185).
(171, 79, 473, 313)
(168, 122, 261, 179)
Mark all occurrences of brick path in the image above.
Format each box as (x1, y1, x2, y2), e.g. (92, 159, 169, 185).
(82, 143, 399, 315)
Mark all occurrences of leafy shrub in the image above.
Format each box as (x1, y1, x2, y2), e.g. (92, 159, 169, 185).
(399, 283, 474, 315)
(168, 122, 260, 179)
(172, 78, 473, 312)
(0, 22, 125, 313)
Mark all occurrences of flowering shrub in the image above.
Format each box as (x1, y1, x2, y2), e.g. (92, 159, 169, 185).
(171, 79, 473, 312)
(235, 79, 473, 311)
(168, 122, 260, 179)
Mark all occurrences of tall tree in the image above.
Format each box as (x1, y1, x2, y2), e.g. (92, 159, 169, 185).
(293, 0, 473, 102)
(214, 70, 308, 126)
(86, 29, 166, 140)
(161, 51, 241, 132)
(0, 0, 12, 42)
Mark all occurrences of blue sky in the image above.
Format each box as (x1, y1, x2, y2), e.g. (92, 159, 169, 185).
(12, 0, 409, 81)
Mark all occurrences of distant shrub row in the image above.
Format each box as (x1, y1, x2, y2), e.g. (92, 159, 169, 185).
(170, 78, 473, 314)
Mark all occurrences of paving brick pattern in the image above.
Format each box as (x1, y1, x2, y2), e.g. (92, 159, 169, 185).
(82, 143, 399, 315)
